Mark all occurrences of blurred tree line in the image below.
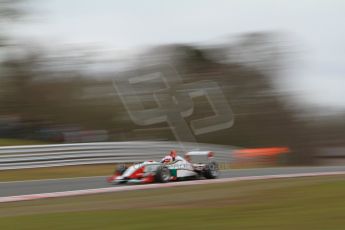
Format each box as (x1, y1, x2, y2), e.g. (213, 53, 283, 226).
(0, 1, 344, 164)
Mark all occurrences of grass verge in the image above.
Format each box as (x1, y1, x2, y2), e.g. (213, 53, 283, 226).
(0, 139, 50, 146)
(0, 175, 344, 229)
(0, 164, 115, 182)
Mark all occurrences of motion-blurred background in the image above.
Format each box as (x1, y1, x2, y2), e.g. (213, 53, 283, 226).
(0, 0, 344, 165)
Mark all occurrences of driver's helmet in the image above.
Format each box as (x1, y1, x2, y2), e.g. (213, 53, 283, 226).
(169, 149, 177, 159)
(163, 157, 172, 163)
(162, 150, 177, 164)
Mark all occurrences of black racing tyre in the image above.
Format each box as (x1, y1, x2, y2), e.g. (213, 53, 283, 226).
(203, 162, 219, 179)
(154, 166, 171, 183)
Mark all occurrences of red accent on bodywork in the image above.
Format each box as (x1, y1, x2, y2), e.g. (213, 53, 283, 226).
(107, 174, 117, 183)
(128, 166, 145, 179)
(107, 171, 121, 183)
(142, 174, 155, 183)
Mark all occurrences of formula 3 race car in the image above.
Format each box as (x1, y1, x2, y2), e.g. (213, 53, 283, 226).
(107, 151, 219, 184)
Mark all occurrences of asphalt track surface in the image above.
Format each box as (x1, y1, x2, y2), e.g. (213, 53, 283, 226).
(0, 166, 344, 197)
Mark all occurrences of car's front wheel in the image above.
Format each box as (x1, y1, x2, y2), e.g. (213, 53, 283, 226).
(154, 166, 171, 183)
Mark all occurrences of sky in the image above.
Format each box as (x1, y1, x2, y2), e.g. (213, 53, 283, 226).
(10, 0, 345, 110)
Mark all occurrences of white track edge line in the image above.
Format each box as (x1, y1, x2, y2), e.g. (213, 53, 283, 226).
(0, 171, 344, 203)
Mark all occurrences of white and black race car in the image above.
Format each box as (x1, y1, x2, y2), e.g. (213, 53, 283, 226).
(107, 151, 219, 184)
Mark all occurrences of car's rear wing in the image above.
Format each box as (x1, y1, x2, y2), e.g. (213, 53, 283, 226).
(185, 151, 214, 163)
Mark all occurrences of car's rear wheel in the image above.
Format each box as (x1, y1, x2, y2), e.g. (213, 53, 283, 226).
(154, 166, 171, 183)
(203, 162, 219, 179)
